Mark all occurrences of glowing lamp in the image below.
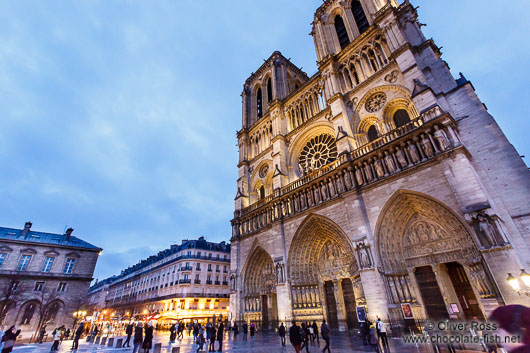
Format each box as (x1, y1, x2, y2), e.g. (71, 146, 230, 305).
(520, 269, 530, 288)
(507, 273, 520, 291)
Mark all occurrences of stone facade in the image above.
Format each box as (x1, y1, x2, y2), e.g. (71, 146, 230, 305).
(230, 0, 530, 331)
(90, 237, 230, 323)
(0, 222, 101, 339)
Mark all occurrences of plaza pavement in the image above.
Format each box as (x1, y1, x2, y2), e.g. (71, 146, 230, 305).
(12, 331, 479, 353)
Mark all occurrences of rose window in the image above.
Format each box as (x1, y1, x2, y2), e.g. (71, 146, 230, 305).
(299, 134, 338, 174)
(258, 164, 269, 178)
(365, 92, 387, 113)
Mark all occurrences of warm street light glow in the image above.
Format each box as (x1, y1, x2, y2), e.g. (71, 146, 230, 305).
(520, 269, 530, 287)
(507, 273, 520, 291)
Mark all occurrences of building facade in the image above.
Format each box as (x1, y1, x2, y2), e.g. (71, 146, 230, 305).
(230, 0, 530, 331)
(89, 237, 230, 324)
(0, 222, 101, 338)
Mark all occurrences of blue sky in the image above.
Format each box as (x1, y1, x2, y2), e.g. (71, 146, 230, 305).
(1, 0, 528, 280)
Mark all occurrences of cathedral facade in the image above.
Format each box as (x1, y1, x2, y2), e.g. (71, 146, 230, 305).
(230, 0, 530, 331)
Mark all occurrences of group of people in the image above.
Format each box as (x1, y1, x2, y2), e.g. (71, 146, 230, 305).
(117, 322, 154, 353)
(360, 318, 389, 352)
(286, 320, 331, 353)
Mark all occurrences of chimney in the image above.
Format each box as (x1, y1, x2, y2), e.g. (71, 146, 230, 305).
(21, 221, 32, 238)
(65, 228, 74, 241)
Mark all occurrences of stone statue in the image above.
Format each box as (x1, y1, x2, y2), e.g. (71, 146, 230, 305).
(434, 125, 450, 151)
(395, 146, 408, 168)
(384, 151, 396, 173)
(356, 242, 372, 269)
(364, 162, 373, 182)
(407, 141, 420, 163)
(355, 166, 364, 185)
(421, 134, 434, 157)
(476, 214, 505, 248)
(374, 158, 385, 178)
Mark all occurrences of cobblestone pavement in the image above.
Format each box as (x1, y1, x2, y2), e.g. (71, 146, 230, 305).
(12, 331, 477, 353)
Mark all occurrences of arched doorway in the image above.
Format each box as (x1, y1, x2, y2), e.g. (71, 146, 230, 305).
(288, 215, 359, 330)
(242, 246, 278, 330)
(375, 191, 498, 323)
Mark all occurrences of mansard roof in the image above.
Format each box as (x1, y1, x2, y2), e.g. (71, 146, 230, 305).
(0, 226, 102, 251)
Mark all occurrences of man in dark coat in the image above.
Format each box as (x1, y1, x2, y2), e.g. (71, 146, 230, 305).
(312, 321, 319, 345)
(242, 322, 248, 341)
(169, 324, 176, 343)
(208, 325, 216, 352)
(321, 320, 331, 353)
(1, 326, 21, 353)
(37, 326, 47, 344)
(289, 321, 302, 353)
(71, 323, 84, 350)
(278, 323, 286, 346)
(142, 323, 154, 353)
(216, 322, 224, 352)
(132, 323, 143, 353)
(124, 323, 133, 347)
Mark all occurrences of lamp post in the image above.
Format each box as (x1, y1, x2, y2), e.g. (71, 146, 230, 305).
(507, 269, 530, 297)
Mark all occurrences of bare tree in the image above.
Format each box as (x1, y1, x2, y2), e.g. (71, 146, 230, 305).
(0, 277, 25, 328)
(32, 287, 60, 341)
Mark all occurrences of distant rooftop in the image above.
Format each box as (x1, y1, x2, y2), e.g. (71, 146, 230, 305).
(0, 222, 102, 251)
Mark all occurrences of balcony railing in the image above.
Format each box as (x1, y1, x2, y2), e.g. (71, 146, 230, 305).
(206, 280, 213, 285)
(179, 279, 191, 284)
(180, 266, 192, 272)
(214, 281, 221, 285)
(233, 105, 459, 238)
(194, 280, 201, 284)
(222, 281, 229, 286)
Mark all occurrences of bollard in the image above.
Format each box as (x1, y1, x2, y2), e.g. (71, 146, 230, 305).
(101, 337, 107, 345)
(107, 337, 114, 347)
(171, 347, 180, 353)
(116, 338, 123, 348)
(153, 343, 162, 353)
(95, 336, 101, 344)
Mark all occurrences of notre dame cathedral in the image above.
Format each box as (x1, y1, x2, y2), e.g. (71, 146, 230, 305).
(229, 0, 530, 331)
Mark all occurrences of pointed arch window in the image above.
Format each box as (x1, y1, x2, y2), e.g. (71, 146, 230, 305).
(351, 0, 370, 34)
(334, 15, 350, 50)
(258, 186, 266, 200)
(267, 78, 273, 103)
(393, 109, 411, 128)
(367, 125, 379, 142)
(256, 88, 263, 120)
(20, 303, 37, 325)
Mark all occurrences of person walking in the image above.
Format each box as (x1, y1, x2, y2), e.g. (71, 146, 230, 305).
(124, 323, 133, 347)
(71, 323, 84, 350)
(233, 322, 238, 340)
(142, 323, 154, 353)
(208, 324, 216, 352)
(177, 323, 184, 340)
(368, 321, 380, 353)
(242, 322, 248, 341)
(216, 322, 224, 352)
(249, 323, 255, 342)
(51, 326, 63, 351)
(300, 323, 310, 353)
(193, 324, 199, 342)
(37, 326, 47, 344)
(1, 326, 21, 353)
(312, 321, 319, 345)
(321, 320, 331, 353)
(169, 323, 176, 343)
(376, 318, 389, 352)
(289, 321, 302, 353)
(132, 323, 143, 353)
(196, 326, 206, 353)
(278, 323, 286, 346)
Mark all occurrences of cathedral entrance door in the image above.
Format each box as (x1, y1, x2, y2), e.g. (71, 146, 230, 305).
(415, 266, 448, 320)
(261, 295, 269, 330)
(446, 262, 484, 320)
(341, 278, 359, 329)
(324, 281, 339, 329)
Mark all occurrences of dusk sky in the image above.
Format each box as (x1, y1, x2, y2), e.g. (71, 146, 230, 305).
(1, 0, 528, 281)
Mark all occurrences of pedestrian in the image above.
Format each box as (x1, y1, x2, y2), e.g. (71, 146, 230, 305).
(178, 323, 184, 340)
(233, 322, 239, 340)
(1, 326, 21, 353)
(376, 318, 389, 351)
(217, 322, 224, 352)
(312, 321, 319, 345)
(300, 323, 309, 353)
(37, 326, 47, 344)
(321, 319, 331, 353)
(169, 323, 176, 343)
(368, 321, 380, 353)
(59, 326, 66, 342)
(142, 322, 154, 353)
(360, 321, 368, 345)
(51, 326, 63, 351)
(278, 323, 286, 346)
(71, 323, 84, 350)
(208, 324, 216, 352)
(308, 323, 314, 344)
(249, 323, 255, 342)
(193, 324, 199, 342)
(65, 329, 71, 340)
(289, 321, 302, 353)
(132, 323, 143, 353)
(196, 326, 206, 353)
(242, 322, 248, 341)
(124, 323, 133, 347)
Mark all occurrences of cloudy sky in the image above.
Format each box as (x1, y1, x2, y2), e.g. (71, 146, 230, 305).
(1, 0, 528, 280)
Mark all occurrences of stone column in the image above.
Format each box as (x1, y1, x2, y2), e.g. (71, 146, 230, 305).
(332, 280, 348, 331)
(359, 268, 389, 321)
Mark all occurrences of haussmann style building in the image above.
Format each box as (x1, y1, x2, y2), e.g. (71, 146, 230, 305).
(89, 237, 230, 325)
(0, 222, 102, 338)
(229, 0, 530, 331)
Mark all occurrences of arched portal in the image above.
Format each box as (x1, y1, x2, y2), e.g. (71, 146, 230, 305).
(375, 191, 497, 322)
(242, 246, 277, 329)
(289, 215, 359, 330)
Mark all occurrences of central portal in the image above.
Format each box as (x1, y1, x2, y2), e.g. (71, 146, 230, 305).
(324, 281, 339, 329)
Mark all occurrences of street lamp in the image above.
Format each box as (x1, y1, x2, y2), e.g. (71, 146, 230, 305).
(507, 269, 530, 297)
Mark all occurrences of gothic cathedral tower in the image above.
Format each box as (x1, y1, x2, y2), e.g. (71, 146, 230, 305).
(230, 0, 530, 330)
